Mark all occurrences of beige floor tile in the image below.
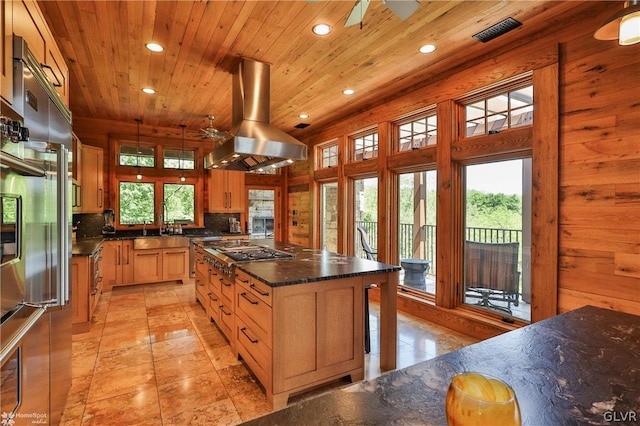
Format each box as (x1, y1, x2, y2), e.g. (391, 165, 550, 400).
(146, 309, 191, 329)
(216, 364, 261, 397)
(154, 350, 214, 385)
(162, 398, 242, 426)
(72, 352, 97, 379)
(98, 328, 150, 352)
(72, 338, 101, 357)
(157, 371, 229, 419)
(148, 321, 198, 344)
(151, 333, 205, 361)
(65, 375, 93, 409)
(60, 403, 85, 426)
(82, 387, 162, 426)
(101, 319, 148, 337)
(206, 345, 242, 370)
(72, 326, 104, 342)
(145, 302, 184, 317)
(86, 363, 155, 403)
(231, 387, 272, 422)
(94, 344, 153, 373)
(197, 329, 229, 352)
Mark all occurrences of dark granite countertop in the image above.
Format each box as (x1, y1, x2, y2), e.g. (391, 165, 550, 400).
(242, 305, 640, 425)
(231, 239, 401, 287)
(72, 237, 103, 256)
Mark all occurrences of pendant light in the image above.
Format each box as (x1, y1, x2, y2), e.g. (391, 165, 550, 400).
(179, 124, 186, 182)
(135, 118, 143, 180)
(594, 0, 640, 45)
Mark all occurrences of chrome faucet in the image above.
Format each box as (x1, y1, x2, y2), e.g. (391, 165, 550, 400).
(142, 222, 147, 236)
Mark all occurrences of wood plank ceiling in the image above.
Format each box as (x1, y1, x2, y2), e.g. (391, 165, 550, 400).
(38, 0, 592, 141)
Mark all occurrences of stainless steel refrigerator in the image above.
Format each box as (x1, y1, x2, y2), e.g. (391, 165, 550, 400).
(0, 37, 72, 425)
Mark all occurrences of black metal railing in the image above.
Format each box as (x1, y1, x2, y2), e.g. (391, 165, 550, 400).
(355, 221, 523, 278)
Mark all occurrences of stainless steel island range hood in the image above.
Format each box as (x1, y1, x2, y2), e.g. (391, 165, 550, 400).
(204, 58, 307, 171)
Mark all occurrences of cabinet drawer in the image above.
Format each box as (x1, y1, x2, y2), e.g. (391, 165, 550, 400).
(195, 258, 209, 278)
(220, 277, 234, 302)
(236, 317, 271, 386)
(208, 286, 220, 319)
(218, 299, 234, 340)
(236, 269, 272, 307)
(195, 278, 208, 306)
(236, 282, 272, 346)
(208, 270, 222, 293)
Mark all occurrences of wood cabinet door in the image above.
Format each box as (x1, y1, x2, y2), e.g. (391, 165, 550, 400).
(100, 241, 120, 291)
(1, 0, 12, 105)
(71, 257, 89, 325)
(162, 248, 188, 281)
(227, 171, 245, 212)
(133, 250, 162, 283)
(208, 170, 227, 212)
(80, 145, 104, 213)
(120, 240, 134, 285)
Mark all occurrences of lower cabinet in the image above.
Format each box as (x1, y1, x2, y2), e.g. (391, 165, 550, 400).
(234, 268, 365, 409)
(71, 251, 102, 334)
(133, 247, 189, 284)
(102, 240, 134, 290)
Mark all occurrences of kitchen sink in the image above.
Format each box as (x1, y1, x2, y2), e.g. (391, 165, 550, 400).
(133, 236, 190, 250)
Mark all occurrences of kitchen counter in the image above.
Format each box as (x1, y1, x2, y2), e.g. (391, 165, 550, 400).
(242, 305, 640, 425)
(231, 239, 401, 287)
(72, 237, 103, 256)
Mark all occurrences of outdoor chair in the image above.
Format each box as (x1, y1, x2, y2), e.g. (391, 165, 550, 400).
(464, 241, 520, 315)
(356, 226, 377, 353)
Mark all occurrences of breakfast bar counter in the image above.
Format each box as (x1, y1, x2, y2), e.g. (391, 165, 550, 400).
(242, 305, 640, 425)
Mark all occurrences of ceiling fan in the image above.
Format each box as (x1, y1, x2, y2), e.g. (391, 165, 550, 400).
(345, 0, 420, 27)
(199, 115, 228, 144)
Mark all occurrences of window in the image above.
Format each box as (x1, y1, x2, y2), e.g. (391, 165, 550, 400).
(248, 189, 276, 239)
(463, 159, 531, 322)
(397, 112, 437, 151)
(464, 84, 533, 138)
(119, 182, 155, 225)
(163, 183, 195, 223)
(163, 149, 195, 169)
(321, 144, 338, 168)
(398, 170, 437, 295)
(320, 182, 338, 252)
(119, 145, 155, 167)
(352, 132, 378, 161)
(354, 177, 378, 259)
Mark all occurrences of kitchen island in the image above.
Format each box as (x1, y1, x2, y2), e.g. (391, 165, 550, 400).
(242, 305, 640, 425)
(192, 239, 401, 409)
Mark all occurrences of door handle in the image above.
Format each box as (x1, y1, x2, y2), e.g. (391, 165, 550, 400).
(240, 292, 258, 305)
(117, 245, 121, 265)
(98, 188, 103, 208)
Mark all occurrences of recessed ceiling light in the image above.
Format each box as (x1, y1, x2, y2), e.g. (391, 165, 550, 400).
(298, 113, 309, 119)
(312, 24, 332, 36)
(145, 42, 164, 52)
(342, 89, 355, 95)
(419, 44, 437, 54)
(142, 87, 156, 94)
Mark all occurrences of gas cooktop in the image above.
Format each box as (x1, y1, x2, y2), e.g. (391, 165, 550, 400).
(218, 246, 294, 262)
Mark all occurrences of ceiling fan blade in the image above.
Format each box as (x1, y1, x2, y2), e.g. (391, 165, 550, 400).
(345, 0, 371, 27)
(383, 0, 419, 21)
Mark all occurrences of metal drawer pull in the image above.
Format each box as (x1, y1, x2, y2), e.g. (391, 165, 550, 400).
(208, 293, 218, 302)
(240, 327, 258, 344)
(196, 280, 205, 287)
(250, 284, 269, 296)
(240, 278, 249, 284)
(220, 306, 231, 316)
(240, 292, 258, 305)
(221, 280, 231, 287)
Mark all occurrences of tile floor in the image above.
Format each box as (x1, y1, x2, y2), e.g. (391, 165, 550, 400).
(61, 281, 479, 425)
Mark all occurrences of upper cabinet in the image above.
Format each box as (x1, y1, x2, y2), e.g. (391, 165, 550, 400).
(3, 0, 69, 107)
(208, 170, 245, 213)
(1, 0, 13, 105)
(80, 144, 104, 213)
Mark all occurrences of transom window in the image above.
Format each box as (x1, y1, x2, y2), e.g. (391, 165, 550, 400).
(352, 132, 378, 161)
(163, 149, 195, 169)
(464, 84, 533, 138)
(321, 144, 338, 168)
(397, 112, 437, 151)
(119, 145, 155, 167)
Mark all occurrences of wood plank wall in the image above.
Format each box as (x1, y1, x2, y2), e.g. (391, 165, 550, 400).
(291, 2, 639, 319)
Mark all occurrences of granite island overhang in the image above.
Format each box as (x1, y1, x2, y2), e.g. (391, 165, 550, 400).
(192, 239, 401, 409)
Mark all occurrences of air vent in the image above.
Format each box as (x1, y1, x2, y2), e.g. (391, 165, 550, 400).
(294, 123, 310, 129)
(472, 17, 522, 43)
